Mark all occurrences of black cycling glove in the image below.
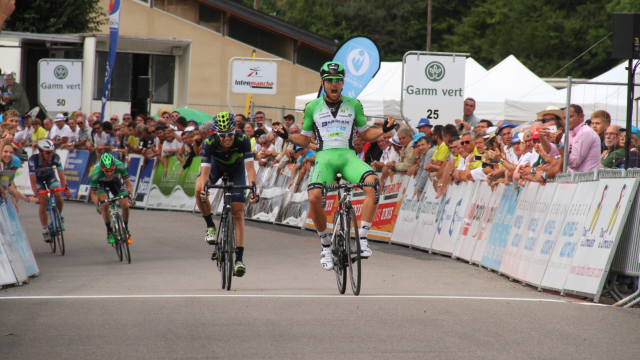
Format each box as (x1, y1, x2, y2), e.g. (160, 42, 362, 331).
(274, 126, 289, 140)
(382, 118, 396, 133)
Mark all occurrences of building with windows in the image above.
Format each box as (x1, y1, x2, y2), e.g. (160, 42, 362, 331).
(0, 0, 335, 120)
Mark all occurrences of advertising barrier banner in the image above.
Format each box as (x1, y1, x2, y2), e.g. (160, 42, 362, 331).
(169, 157, 200, 211)
(77, 152, 97, 201)
(134, 158, 155, 208)
(563, 178, 639, 300)
(411, 180, 443, 250)
(13, 148, 32, 196)
(481, 185, 517, 269)
(523, 182, 576, 286)
(488, 185, 520, 270)
(368, 174, 409, 241)
(431, 181, 476, 255)
(64, 150, 91, 200)
(390, 177, 421, 246)
(147, 157, 181, 210)
(540, 181, 599, 292)
(250, 166, 292, 222)
(471, 184, 505, 265)
(454, 182, 492, 262)
(126, 154, 144, 196)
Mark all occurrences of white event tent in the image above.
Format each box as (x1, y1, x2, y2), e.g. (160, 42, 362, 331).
(505, 61, 640, 125)
(294, 58, 488, 120)
(465, 55, 557, 121)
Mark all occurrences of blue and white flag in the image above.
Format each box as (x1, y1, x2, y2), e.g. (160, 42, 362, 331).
(320, 36, 381, 99)
(100, 0, 122, 123)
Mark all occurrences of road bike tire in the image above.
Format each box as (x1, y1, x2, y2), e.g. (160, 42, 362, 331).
(332, 212, 347, 295)
(113, 214, 124, 262)
(52, 208, 65, 256)
(48, 211, 56, 253)
(115, 213, 131, 264)
(219, 214, 227, 290)
(346, 208, 362, 296)
(225, 214, 234, 291)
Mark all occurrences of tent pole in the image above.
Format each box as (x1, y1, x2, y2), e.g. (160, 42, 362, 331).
(563, 76, 572, 173)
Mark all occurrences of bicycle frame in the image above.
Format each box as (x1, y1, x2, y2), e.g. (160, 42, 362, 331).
(40, 186, 65, 236)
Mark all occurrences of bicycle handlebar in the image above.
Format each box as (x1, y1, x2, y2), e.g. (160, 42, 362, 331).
(98, 194, 131, 207)
(321, 178, 380, 208)
(203, 180, 260, 203)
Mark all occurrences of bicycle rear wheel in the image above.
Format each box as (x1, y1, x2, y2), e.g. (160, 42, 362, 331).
(115, 213, 131, 264)
(225, 214, 234, 291)
(113, 214, 124, 262)
(48, 210, 56, 253)
(219, 214, 227, 290)
(346, 208, 362, 296)
(53, 208, 65, 256)
(332, 212, 347, 295)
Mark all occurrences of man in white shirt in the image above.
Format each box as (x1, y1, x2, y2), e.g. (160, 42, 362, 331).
(50, 113, 72, 148)
(15, 115, 32, 146)
(354, 136, 365, 160)
(254, 111, 271, 133)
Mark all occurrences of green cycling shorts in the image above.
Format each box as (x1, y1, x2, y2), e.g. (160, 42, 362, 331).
(308, 148, 376, 189)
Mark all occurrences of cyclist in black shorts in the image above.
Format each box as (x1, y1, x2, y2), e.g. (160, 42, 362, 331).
(195, 111, 259, 276)
(90, 153, 135, 244)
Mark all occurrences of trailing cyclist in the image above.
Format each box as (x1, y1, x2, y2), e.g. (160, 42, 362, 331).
(90, 153, 135, 244)
(28, 139, 70, 243)
(195, 111, 259, 277)
(273, 61, 395, 271)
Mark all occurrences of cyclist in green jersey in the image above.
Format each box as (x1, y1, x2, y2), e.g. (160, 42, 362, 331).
(90, 153, 135, 244)
(274, 61, 396, 270)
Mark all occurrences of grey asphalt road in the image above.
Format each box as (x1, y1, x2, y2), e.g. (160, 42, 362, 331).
(2, 201, 640, 359)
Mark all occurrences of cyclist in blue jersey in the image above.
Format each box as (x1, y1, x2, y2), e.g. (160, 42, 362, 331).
(195, 112, 259, 276)
(28, 139, 69, 242)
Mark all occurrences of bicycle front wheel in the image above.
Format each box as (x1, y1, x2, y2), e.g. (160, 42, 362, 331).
(53, 208, 65, 256)
(346, 208, 362, 296)
(113, 213, 124, 262)
(332, 211, 347, 295)
(48, 210, 56, 253)
(225, 213, 235, 291)
(219, 215, 227, 290)
(115, 213, 131, 264)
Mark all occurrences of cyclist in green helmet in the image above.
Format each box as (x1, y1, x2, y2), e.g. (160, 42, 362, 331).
(90, 153, 135, 244)
(195, 111, 259, 277)
(273, 61, 396, 270)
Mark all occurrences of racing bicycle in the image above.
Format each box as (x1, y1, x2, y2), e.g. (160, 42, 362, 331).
(98, 194, 133, 264)
(321, 174, 379, 296)
(39, 185, 67, 256)
(204, 175, 258, 291)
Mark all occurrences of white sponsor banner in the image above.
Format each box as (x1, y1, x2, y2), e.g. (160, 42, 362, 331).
(390, 177, 420, 245)
(540, 181, 599, 292)
(499, 182, 540, 277)
(402, 53, 466, 126)
(514, 182, 558, 282)
(471, 184, 505, 265)
(231, 59, 277, 94)
(38, 59, 83, 113)
(564, 178, 639, 300)
(454, 182, 492, 262)
(524, 182, 576, 287)
(431, 181, 476, 255)
(13, 147, 32, 196)
(410, 179, 443, 250)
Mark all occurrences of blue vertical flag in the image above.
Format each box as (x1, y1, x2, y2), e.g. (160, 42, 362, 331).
(319, 36, 381, 99)
(100, 0, 122, 123)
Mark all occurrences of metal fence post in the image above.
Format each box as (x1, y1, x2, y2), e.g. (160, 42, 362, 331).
(562, 76, 572, 173)
(281, 106, 285, 120)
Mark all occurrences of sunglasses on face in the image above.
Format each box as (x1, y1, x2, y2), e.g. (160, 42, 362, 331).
(540, 117, 556, 124)
(110, 118, 118, 121)
(103, 168, 115, 174)
(42, 150, 54, 155)
(171, 114, 179, 118)
(460, 140, 471, 145)
(324, 78, 344, 84)
(218, 132, 234, 139)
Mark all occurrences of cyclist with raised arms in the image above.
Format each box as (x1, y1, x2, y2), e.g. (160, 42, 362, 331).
(273, 62, 395, 270)
(90, 153, 135, 244)
(195, 112, 258, 277)
(29, 139, 70, 243)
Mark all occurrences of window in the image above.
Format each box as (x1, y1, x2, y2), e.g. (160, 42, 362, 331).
(228, 17, 293, 61)
(93, 52, 132, 102)
(153, 55, 175, 104)
(199, 4, 222, 33)
(296, 43, 333, 71)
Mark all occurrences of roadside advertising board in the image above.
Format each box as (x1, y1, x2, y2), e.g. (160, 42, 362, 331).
(64, 150, 92, 200)
(126, 154, 144, 197)
(390, 177, 421, 246)
(367, 174, 410, 241)
(134, 159, 155, 208)
(471, 184, 505, 264)
(146, 157, 181, 210)
(431, 181, 476, 255)
(524, 182, 576, 287)
(481, 185, 517, 270)
(564, 178, 639, 301)
(231, 59, 278, 95)
(402, 52, 466, 126)
(540, 181, 599, 292)
(454, 182, 492, 262)
(410, 179, 443, 250)
(37, 59, 83, 114)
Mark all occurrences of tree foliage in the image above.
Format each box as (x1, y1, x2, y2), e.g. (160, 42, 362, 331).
(233, 0, 638, 78)
(4, 0, 107, 34)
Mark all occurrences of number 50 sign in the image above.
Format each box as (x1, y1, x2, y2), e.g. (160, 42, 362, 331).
(38, 59, 83, 114)
(401, 52, 467, 126)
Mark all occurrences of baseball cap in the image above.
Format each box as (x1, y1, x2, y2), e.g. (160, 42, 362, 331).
(530, 128, 540, 140)
(413, 132, 426, 144)
(512, 132, 521, 143)
(55, 113, 66, 122)
(497, 122, 516, 135)
(620, 125, 640, 138)
(390, 134, 401, 146)
(417, 118, 433, 128)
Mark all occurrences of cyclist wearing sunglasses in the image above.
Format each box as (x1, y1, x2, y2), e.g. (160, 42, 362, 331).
(273, 61, 395, 271)
(90, 153, 135, 244)
(28, 139, 70, 243)
(195, 111, 258, 277)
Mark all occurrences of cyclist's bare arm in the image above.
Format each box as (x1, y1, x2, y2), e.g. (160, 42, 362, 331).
(359, 117, 395, 142)
(244, 160, 258, 203)
(124, 177, 134, 195)
(57, 169, 67, 189)
(29, 175, 38, 197)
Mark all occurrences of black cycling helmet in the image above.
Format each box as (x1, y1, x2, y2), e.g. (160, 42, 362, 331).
(320, 62, 345, 79)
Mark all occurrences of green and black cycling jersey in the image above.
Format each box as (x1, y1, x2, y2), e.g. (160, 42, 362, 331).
(90, 159, 130, 196)
(301, 95, 368, 152)
(200, 130, 254, 171)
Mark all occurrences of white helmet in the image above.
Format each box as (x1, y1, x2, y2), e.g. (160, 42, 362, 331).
(37, 139, 55, 151)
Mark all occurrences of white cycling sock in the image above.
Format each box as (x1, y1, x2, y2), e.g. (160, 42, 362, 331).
(318, 229, 331, 247)
(42, 226, 49, 232)
(359, 221, 371, 239)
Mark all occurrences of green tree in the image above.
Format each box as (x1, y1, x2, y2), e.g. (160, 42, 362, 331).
(3, 0, 107, 33)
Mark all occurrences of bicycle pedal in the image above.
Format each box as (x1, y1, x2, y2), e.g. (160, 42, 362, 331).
(361, 256, 370, 260)
(210, 252, 217, 261)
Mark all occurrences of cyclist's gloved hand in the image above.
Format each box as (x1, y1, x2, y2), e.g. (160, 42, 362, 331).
(382, 117, 397, 133)
(273, 125, 288, 140)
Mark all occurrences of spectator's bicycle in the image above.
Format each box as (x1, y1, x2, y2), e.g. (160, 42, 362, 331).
(39, 186, 66, 256)
(321, 174, 379, 296)
(204, 175, 258, 291)
(98, 194, 133, 264)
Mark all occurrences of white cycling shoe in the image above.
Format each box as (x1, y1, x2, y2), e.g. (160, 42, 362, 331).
(320, 246, 334, 271)
(360, 238, 373, 257)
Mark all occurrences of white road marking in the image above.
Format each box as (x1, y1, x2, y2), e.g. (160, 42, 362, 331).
(0, 294, 604, 305)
